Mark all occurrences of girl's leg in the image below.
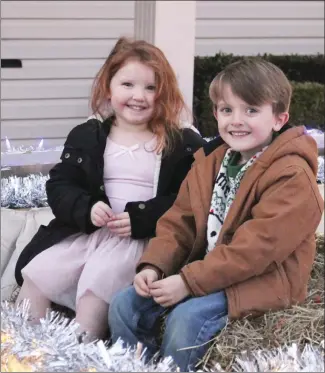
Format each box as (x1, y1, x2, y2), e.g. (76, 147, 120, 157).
(109, 285, 165, 359)
(161, 290, 228, 372)
(75, 290, 109, 342)
(15, 277, 52, 324)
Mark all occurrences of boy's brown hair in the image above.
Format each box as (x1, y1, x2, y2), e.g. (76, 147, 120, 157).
(209, 58, 292, 114)
(91, 37, 190, 155)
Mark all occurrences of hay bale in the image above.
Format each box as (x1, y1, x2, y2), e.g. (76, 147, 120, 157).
(200, 233, 324, 371)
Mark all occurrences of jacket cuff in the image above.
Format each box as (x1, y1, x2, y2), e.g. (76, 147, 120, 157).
(137, 264, 164, 280)
(125, 201, 155, 239)
(179, 271, 195, 296)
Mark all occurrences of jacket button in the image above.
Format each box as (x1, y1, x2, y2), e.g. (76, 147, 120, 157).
(138, 203, 146, 210)
(64, 153, 70, 159)
(77, 157, 83, 163)
(100, 185, 105, 191)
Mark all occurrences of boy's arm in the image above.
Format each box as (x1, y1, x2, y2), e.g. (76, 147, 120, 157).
(136, 174, 197, 276)
(181, 165, 323, 296)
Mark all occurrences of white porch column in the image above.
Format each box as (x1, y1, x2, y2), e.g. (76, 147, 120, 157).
(134, 1, 196, 119)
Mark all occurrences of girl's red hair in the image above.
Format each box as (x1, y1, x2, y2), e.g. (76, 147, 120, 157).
(91, 37, 191, 155)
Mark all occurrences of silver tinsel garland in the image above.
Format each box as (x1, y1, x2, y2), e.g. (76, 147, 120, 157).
(0, 156, 324, 209)
(1, 300, 176, 372)
(1, 174, 49, 209)
(1, 301, 324, 372)
(317, 156, 324, 184)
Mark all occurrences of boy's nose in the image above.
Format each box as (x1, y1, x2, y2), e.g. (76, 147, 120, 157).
(232, 121, 243, 127)
(231, 112, 244, 126)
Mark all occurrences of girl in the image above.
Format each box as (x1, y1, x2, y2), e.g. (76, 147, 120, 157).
(14, 37, 205, 341)
(108, 58, 323, 371)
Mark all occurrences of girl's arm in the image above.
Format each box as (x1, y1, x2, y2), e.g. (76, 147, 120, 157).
(46, 126, 109, 234)
(125, 194, 178, 239)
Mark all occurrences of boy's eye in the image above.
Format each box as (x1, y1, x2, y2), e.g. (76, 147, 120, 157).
(247, 108, 258, 114)
(122, 82, 133, 87)
(220, 107, 231, 113)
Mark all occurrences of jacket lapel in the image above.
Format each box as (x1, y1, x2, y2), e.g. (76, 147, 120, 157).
(157, 138, 190, 195)
(189, 145, 226, 245)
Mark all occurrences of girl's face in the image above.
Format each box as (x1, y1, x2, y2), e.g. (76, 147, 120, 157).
(214, 84, 289, 163)
(109, 60, 156, 128)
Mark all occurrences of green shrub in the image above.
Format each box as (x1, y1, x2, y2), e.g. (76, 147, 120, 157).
(290, 82, 325, 131)
(193, 53, 325, 137)
(195, 81, 324, 138)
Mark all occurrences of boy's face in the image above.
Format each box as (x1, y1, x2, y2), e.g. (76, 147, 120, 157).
(214, 84, 289, 163)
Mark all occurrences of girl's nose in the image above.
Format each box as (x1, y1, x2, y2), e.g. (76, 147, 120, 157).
(132, 88, 145, 100)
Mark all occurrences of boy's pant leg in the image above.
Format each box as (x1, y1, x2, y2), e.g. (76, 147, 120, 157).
(109, 285, 165, 357)
(161, 290, 228, 372)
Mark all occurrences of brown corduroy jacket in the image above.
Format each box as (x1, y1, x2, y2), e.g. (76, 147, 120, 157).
(137, 126, 324, 320)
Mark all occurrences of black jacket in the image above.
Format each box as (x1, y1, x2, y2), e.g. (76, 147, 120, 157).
(15, 118, 206, 286)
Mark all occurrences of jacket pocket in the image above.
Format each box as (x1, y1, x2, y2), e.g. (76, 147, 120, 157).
(60, 147, 97, 188)
(228, 265, 291, 320)
(61, 147, 88, 168)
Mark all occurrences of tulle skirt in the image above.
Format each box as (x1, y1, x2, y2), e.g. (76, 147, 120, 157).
(22, 227, 147, 311)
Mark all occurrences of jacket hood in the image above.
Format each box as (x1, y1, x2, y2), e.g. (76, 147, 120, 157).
(195, 125, 318, 176)
(257, 126, 319, 177)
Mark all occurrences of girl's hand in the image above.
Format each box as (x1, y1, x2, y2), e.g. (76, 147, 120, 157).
(134, 269, 158, 298)
(91, 201, 114, 227)
(149, 275, 190, 307)
(107, 212, 131, 237)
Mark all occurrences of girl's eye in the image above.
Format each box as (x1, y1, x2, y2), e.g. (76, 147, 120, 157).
(122, 82, 133, 87)
(146, 85, 156, 91)
(247, 108, 258, 114)
(220, 107, 231, 113)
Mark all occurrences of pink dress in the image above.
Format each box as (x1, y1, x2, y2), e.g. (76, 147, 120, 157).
(22, 137, 157, 311)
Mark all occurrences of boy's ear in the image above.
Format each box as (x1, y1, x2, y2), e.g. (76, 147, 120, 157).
(273, 112, 289, 131)
(213, 105, 218, 121)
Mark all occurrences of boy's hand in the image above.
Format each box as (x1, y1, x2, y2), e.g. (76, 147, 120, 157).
(106, 212, 131, 237)
(91, 201, 114, 227)
(149, 275, 190, 307)
(134, 269, 159, 298)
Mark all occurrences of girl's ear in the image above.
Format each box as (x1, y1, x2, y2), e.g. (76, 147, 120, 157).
(273, 112, 289, 131)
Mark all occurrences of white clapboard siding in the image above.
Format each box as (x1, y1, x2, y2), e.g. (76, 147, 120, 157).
(1, 1, 134, 19)
(1, 60, 105, 80)
(2, 99, 90, 120)
(1, 119, 86, 142)
(196, 1, 324, 56)
(1, 20, 133, 39)
(1, 80, 94, 100)
(196, 19, 323, 38)
(1, 1, 135, 146)
(1, 40, 116, 59)
(196, 1, 323, 19)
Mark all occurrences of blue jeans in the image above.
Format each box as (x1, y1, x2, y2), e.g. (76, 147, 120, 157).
(108, 286, 228, 372)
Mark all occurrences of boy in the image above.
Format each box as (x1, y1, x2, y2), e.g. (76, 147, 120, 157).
(108, 59, 324, 371)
